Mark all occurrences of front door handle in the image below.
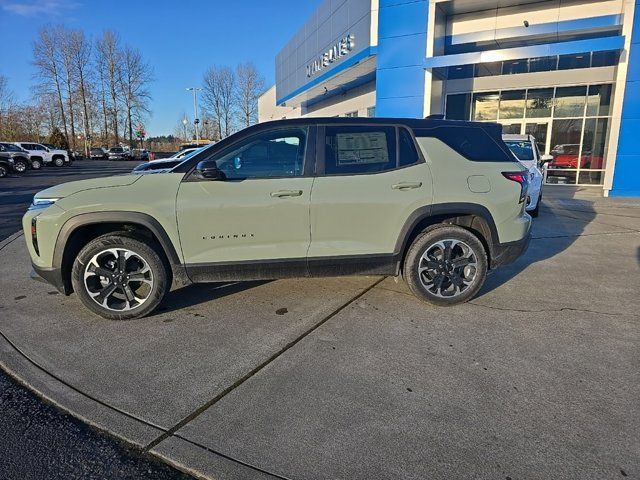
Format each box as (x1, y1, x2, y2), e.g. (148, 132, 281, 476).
(270, 189, 303, 198)
(392, 182, 422, 190)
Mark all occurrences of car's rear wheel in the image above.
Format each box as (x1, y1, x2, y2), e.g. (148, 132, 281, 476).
(53, 156, 65, 167)
(13, 159, 27, 173)
(404, 225, 488, 306)
(530, 193, 541, 218)
(31, 158, 42, 169)
(71, 233, 170, 320)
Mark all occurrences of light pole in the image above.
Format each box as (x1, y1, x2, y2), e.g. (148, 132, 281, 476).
(186, 87, 201, 145)
(182, 117, 188, 141)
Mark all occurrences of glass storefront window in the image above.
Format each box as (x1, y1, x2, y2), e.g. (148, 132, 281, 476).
(554, 86, 587, 118)
(558, 53, 590, 70)
(586, 84, 612, 117)
(445, 93, 471, 120)
(526, 88, 553, 118)
(591, 50, 620, 67)
(546, 170, 577, 185)
(472, 92, 499, 120)
(502, 60, 527, 75)
(499, 90, 525, 119)
(550, 119, 583, 169)
(581, 118, 608, 169)
(475, 62, 501, 77)
(529, 56, 557, 73)
(448, 64, 474, 79)
(445, 83, 613, 186)
(578, 170, 604, 185)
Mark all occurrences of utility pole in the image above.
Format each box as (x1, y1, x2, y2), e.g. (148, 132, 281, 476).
(186, 87, 201, 145)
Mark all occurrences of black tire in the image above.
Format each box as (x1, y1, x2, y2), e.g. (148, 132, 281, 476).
(0, 165, 7, 178)
(53, 156, 65, 167)
(530, 194, 541, 218)
(13, 159, 27, 173)
(31, 158, 42, 169)
(71, 233, 170, 320)
(404, 224, 488, 306)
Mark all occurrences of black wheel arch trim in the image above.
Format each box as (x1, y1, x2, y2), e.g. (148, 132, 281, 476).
(394, 202, 501, 268)
(53, 211, 182, 271)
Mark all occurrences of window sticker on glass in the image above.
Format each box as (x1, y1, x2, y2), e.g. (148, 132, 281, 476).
(336, 132, 389, 165)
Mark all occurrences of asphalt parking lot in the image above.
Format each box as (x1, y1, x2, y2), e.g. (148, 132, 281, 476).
(0, 159, 142, 242)
(0, 173, 638, 480)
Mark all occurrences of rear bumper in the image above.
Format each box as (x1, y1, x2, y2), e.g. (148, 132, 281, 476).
(491, 233, 531, 269)
(31, 264, 67, 294)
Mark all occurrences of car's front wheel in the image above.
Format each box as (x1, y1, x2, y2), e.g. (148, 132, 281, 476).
(31, 158, 42, 169)
(53, 156, 65, 167)
(0, 165, 7, 177)
(13, 159, 28, 173)
(404, 225, 488, 306)
(71, 233, 170, 320)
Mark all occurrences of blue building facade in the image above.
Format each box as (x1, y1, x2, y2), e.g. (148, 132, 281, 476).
(260, 0, 640, 197)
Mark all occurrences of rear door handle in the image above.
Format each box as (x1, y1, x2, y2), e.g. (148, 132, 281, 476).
(392, 182, 422, 190)
(270, 189, 303, 198)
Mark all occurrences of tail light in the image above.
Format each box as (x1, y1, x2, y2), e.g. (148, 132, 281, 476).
(502, 171, 529, 203)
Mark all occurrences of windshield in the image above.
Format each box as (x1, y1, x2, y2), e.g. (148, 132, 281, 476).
(2, 143, 22, 152)
(504, 141, 534, 161)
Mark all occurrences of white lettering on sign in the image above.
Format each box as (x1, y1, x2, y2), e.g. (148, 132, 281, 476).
(306, 34, 355, 77)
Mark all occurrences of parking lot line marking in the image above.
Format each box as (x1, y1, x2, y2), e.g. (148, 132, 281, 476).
(143, 276, 386, 454)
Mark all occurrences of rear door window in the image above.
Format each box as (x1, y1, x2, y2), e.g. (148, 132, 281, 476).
(323, 126, 396, 175)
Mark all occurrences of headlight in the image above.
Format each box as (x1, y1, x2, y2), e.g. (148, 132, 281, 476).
(8, 158, 14, 163)
(28, 198, 59, 210)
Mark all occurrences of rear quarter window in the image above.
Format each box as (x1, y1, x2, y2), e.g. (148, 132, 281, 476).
(413, 125, 514, 162)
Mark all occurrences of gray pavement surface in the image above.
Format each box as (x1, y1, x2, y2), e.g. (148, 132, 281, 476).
(1, 159, 192, 480)
(1, 184, 639, 479)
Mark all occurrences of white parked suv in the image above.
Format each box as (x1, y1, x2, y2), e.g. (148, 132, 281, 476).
(13, 142, 70, 167)
(503, 134, 551, 217)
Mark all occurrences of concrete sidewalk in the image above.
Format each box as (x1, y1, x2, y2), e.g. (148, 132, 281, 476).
(1, 191, 639, 479)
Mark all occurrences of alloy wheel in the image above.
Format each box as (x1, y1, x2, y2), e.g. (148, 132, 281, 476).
(14, 161, 26, 173)
(417, 239, 478, 298)
(83, 248, 154, 312)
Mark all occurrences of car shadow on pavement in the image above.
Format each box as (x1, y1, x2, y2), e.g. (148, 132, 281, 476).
(155, 280, 270, 315)
(479, 192, 597, 295)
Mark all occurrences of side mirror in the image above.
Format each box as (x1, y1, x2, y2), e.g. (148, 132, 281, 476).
(539, 154, 553, 166)
(195, 160, 226, 181)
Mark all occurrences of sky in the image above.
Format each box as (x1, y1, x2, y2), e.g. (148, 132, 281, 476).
(0, 0, 321, 136)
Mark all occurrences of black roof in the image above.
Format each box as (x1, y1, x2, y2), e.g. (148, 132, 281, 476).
(258, 116, 497, 129)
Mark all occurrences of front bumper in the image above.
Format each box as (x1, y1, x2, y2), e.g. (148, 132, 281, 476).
(491, 232, 531, 269)
(31, 264, 67, 294)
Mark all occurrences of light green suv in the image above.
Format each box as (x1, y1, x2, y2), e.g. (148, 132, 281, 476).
(23, 118, 531, 319)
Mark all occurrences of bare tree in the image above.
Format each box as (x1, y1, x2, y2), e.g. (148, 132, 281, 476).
(202, 66, 236, 139)
(33, 26, 68, 143)
(59, 27, 78, 149)
(67, 29, 93, 154)
(235, 62, 264, 128)
(0, 74, 14, 135)
(96, 30, 122, 146)
(118, 46, 152, 147)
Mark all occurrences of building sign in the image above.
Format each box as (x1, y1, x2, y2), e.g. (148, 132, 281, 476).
(306, 34, 355, 78)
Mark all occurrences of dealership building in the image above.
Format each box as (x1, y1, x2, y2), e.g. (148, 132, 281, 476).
(258, 0, 640, 196)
